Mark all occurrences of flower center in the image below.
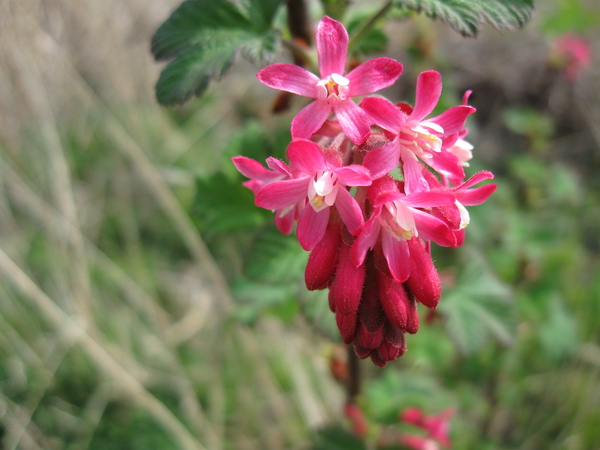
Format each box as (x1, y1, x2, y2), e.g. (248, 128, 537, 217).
(317, 73, 350, 105)
(308, 171, 339, 212)
(399, 123, 443, 158)
(381, 201, 416, 241)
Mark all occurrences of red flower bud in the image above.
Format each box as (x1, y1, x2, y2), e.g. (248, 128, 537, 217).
(406, 238, 441, 308)
(305, 221, 342, 290)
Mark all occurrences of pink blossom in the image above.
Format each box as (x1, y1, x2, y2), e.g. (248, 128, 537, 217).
(420, 169, 497, 246)
(257, 16, 403, 144)
(361, 71, 475, 192)
(352, 175, 456, 283)
(551, 33, 591, 81)
(252, 139, 371, 250)
(232, 155, 300, 234)
(400, 407, 454, 448)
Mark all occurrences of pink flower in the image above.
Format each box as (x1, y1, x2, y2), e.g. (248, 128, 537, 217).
(250, 139, 371, 250)
(400, 407, 454, 448)
(421, 169, 497, 246)
(352, 175, 457, 283)
(257, 16, 403, 144)
(232, 155, 300, 234)
(551, 33, 591, 81)
(361, 71, 475, 192)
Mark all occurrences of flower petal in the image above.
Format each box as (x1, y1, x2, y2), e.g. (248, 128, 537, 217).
(382, 233, 411, 283)
(351, 213, 381, 266)
(256, 177, 309, 210)
(362, 138, 400, 180)
(455, 184, 497, 206)
(457, 170, 495, 189)
(401, 149, 430, 195)
(412, 209, 457, 247)
(404, 191, 455, 208)
(430, 105, 476, 135)
(316, 16, 348, 77)
(346, 58, 403, 97)
(257, 64, 319, 98)
(333, 99, 371, 145)
(266, 156, 292, 177)
(232, 156, 278, 181)
(410, 70, 442, 122)
(297, 205, 330, 250)
(334, 165, 372, 186)
(275, 207, 296, 235)
(291, 100, 332, 140)
(287, 139, 326, 173)
(427, 149, 465, 181)
(361, 97, 404, 134)
(335, 187, 364, 234)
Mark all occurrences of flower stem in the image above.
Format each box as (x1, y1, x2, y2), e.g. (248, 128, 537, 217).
(348, 0, 393, 54)
(347, 344, 361, 402)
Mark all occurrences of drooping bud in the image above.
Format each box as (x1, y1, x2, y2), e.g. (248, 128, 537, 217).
(359, 324, 384, 350)
(336, 311, 357, 344)
(353, 340, 373, 359)
(384, 322, 406, 350)
(406, 238, 441, 308)
(377, 340, 402, 362)
(376, 271, 410, 329)
(305, 220, 342, 290)
(404, 289, 420, 334)
(332, 242, 366, 316)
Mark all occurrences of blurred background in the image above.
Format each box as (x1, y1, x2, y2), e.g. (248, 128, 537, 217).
(0, 0, 599, 449)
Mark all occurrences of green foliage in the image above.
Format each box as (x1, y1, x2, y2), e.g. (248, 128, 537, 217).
(151, 0, 284, 105)
(88, 407, 178, 450)
(440, 251, 514, 355)
(393, 0, 534, 37)
(347, 15, 389, 56)
(192, 172, 268, 236)
(231, 226, 306, 323)
(542, 0, 600, 35)
(309, 425, 367, 450)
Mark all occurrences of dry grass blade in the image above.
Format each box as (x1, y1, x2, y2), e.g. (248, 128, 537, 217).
(0, 247, 207, 450)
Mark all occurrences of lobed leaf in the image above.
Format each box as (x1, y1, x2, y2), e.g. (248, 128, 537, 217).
(393, 0, 534, 37)
(151, 0, 284, 105)
(439, 251, 514, 354)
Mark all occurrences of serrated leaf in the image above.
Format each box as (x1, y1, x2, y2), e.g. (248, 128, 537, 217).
(192, 172, 268, 235)
(439, 251, 514, 354)
(393, 0, 534, 37)
(151, 0, 252, 60)
(245, 0, 286, 29)
(152, 0, 283, 105)
(155, 39, 239, 105)
(244, 227, 307, 284)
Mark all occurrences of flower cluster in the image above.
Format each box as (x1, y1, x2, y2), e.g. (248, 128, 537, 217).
(233, 16, 496, 367)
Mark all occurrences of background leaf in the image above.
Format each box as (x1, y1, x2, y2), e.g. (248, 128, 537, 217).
(192, 172, 269, 236)
(439, 250, 515, 354)
(152, 0, 284, 105)
(393, 0, 534, 37)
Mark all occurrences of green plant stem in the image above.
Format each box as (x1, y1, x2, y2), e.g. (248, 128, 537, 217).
(348, 0, 393, 53)
(347, 345, 361, 402)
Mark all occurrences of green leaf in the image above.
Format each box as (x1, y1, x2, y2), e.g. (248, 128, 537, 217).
(192, 172, 269, 235)
(393, 0, 534, 37)
(309, 425, 367, 450)
(439, 250, 515, 354)
(347, 15, 388, 56)
(245, 0, 286, 29)
(244, 227, 307, 284)
(152, 0, 284, 105)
